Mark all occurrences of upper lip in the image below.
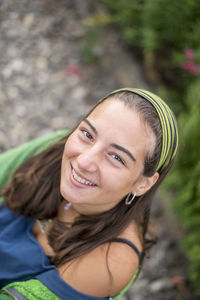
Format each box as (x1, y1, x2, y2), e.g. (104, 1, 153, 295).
(71, 165, 97, 186)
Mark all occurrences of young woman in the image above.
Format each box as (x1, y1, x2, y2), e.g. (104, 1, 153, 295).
(0, 88, 178, 300)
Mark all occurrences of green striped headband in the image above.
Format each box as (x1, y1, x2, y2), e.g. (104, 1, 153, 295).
(103, 88, 179, 173)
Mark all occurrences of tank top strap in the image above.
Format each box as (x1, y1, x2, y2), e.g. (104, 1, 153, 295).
(110, 237, 142, 260)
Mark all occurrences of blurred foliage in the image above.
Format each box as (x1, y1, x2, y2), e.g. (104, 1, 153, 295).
(80, 25, 100, 64)
(101, 0, 200, 295)
(81, 12, 114, 64)
(169, 79, 200, 294)
(102, 0, 200, 112)
(82, 11, 114, 27)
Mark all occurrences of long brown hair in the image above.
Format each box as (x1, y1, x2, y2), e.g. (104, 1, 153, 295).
(2, 91, 176, 267)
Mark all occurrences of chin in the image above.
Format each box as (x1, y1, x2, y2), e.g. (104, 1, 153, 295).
(60, 181, 69, 201)
(60, 182, 78, 204)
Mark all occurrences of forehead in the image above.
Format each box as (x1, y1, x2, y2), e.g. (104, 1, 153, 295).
(87, 99, 155, 158)
(89, 99, 142, 129)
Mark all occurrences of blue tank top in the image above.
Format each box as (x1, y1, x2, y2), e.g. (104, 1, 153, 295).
(0, 204, 109, 300)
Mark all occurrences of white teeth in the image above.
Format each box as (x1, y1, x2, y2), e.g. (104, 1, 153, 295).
(72, 169, 96, 186)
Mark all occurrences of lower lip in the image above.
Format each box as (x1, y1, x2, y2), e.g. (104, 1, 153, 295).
(70, 167, 96, 189)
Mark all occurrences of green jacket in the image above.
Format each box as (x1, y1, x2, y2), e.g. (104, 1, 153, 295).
(0, 130, 68, 204)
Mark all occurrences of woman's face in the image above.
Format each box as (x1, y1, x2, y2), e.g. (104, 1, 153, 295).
(60, 99, 156, 213)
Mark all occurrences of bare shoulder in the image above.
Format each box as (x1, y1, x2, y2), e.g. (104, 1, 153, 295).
(58, 221, 143, 298)
(107, 221, 143, 294)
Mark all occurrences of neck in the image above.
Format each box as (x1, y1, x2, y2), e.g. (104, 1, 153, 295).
(70, 202, 116, 216)
(58, 200, 117, 220)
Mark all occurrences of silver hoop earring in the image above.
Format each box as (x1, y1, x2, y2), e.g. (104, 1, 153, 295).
(125, 192, 136, 205)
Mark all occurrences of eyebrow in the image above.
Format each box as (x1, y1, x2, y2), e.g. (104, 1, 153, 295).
(111, 144, 136, 162)
(83, 119, 98, 135)
(83, 118, 136, 162)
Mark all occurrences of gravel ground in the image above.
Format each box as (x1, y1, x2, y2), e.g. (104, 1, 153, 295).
(0, 1, 198, 299)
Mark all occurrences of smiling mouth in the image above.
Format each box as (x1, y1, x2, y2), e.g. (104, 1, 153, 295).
(72, 168, 97, 186)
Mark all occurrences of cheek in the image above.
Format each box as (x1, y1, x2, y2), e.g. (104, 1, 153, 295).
(103, 168, 133, 192)
(64, 134, 80, 158)
(61, 136, 78, 174)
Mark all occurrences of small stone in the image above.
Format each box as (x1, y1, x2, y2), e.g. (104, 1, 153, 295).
(36, 72, 48, 85)
(51, 117, 67, 130)
(12, 59, 24, 72)
(38, 38, 51, 57)
(15, 105, 27, 117)
(149, 278, 172, 293)
(36, 57, 48, 70)
(0, 90, 6, 102)
(71, 86, 89, 101)
(7, 47, 18, 57)
(66, 76, 80, 87)
(6, 28, 20, 38)
(2, 65, 12, 79)
(15, 77, 28, 89)
(8, 86, 19, 99)
(23, 13, 35, 29)
(40, 17, 54, 33)
(10, 12, 18, 20)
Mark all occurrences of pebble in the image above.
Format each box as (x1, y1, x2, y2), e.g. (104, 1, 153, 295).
(149, 278, 172, 293)
(23, 13, 35, 29)
(36, 57, 48, 70)
(71, 86, 89, 101)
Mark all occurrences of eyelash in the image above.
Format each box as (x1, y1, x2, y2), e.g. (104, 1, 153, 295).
(111, 154, 125, 165)
(81, 129, 93, 141)
(80, 128, 125, 166)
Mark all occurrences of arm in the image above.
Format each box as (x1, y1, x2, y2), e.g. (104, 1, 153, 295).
(0, 130, 68, 203)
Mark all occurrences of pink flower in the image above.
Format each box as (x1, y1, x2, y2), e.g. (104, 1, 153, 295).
(182, 61, 200, 75)
(184, 48, 195, 60)
(66, 65, 82, 76)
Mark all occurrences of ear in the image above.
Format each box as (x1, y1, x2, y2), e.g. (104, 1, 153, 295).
(132, 172, 159, 196)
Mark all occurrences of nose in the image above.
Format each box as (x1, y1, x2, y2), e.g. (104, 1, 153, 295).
(77, 146, 101, 173)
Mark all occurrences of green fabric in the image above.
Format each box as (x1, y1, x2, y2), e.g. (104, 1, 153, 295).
(0, 291, 14, 300)
(3, 280, 61, 300)
(0, 130, 69, 204)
